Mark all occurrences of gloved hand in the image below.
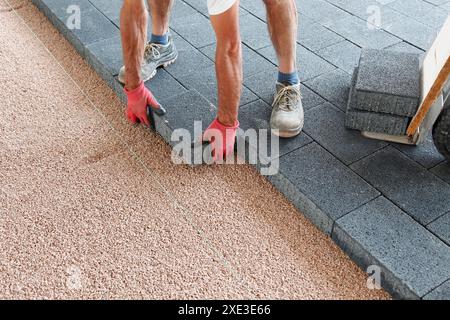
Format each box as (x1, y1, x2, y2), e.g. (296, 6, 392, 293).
(124, 81, 165, 126)
(203, 118, 240, 162)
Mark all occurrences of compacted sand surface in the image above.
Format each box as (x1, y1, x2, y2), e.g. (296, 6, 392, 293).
(0, 0, 389, 299)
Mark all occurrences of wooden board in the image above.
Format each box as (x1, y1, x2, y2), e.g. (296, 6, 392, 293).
(407, 15, 450, 136)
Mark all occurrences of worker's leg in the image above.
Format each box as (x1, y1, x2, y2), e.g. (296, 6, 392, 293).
(120, 0, 148, 90)
(147, 0, 174, 44)
(264, 0, 304, 138)
(210, 1, 242, 127)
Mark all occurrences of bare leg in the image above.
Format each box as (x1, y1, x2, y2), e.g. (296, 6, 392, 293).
(264, 0, 298, 74)
(147, 0, 174, 36)
(120, 0, 148, 90)
(210, 1, 242, 126)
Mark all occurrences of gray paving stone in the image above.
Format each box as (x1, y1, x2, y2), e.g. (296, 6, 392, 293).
(431, 161, 450, 184)
(85, 35, 123, 83)
(239, 13, 272, 51)
(240, 0, 267, 21)
(276, 142, 380, 223)
(177, 65, 258, 107)
(428, 212, 450, 246)
(423, 280, 450, 300)
(333, 196, 450, 299)
(199, 43, 275, 79)
(393, 133, 446, 169)
(385, 41, 426, 55)
(165, 35, 214, 79)
(350, 146, 450, 225)
(297, 16, 344, 52)
(304, 68, 352, 111)
(354, 49, 421, 117)
(383, 15, 436, 50)
(258, 44, 336, 82)
(316, 40, 362, 75)
(238, 100, 312, 161)
(244, 66, 325, 109)
(145, 70, 187, 104)
(36, 0, 120, 57)
(182, 0, 210, 16)
(296, 0, 352, 24)
(323, 14, 402, 49)
(388, 0, 449, 28)
(304, 103, 387, 164)
(171, 11, 216, 48)
(88, 0, 122, 26)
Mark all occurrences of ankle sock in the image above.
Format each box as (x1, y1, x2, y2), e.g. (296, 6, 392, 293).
(277, 71, 299, 86)
(150, 33, 169, 45)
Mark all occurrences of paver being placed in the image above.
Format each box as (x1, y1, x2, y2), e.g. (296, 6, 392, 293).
(353, 49, 420, 117)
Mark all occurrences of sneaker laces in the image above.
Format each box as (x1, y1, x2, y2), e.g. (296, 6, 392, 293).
(272, 85, 302, 112)
(144, 43, 162, 60)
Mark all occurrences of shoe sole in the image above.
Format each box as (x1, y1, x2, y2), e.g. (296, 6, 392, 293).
(118, 54, 178, 84)
(271, 127, 303, 138)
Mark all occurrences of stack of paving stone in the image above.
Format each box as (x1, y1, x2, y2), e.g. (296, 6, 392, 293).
(346, 49, 421, 136)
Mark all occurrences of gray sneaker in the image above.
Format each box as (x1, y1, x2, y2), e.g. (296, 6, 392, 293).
(270, 82, 304, 138)
(118, 35, 178, 84)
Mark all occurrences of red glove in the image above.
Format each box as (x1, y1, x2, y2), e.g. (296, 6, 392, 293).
(203, 118, 240, 162)
(124, 81, 165, 126)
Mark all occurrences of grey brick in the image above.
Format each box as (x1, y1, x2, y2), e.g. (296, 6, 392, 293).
(199, 43, 274, 79)
(258, 44, 336, 82)
(350, 147, 450, 225)
(388, 0, 449, 28)
(296, 0, 352, 24)
(145, 70, 187, 104)
(393, 133, 446, 169)
(323, 14, 401, 49)
(297, 16, 344, 52)
(428, 212, 450, 246)
(304, 103, 387, 164)
(423, 280, 450, 300)
(345, 108, 410, 135)
(316, 40, 362, 75)
(240, 0, 267, 21)
(385, 41, 425, 55)
(239, 13, 272, 50)
(171, 11, 215, 48)
(333, 196, 450, 299)
(354, 49, 420, 117)
(244, 66, 325, 109)
(383, 15, 436, 50)
(431, 161, 450, 184)
(238, 100, 312, 161)
(37, 0, 119, 57)
(85, 35, 123, 84)
(304, 68, 352, 111)
(276, 142, 380, 223)
(165, 35, 214, 79)
(177, 65, 258, 107)
(89, 0, 122, 26)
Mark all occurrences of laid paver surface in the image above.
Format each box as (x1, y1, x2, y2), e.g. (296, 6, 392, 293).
(0, 0, 389, 299)
(24, 0, 450, 299)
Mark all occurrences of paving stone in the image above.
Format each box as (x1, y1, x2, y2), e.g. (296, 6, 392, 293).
(88, 0, 122, 26)
(85, 35, 123, 83)
(393, 133, 446, 169)
(145, 70, 187, 103)
(304, 103, 387, 164)
(354, 49, 421, 117)
(171, 11, 216, 48)
(182, 0, 210, 16)
(304, 68, 352, 111)
(431, 161, 450, 184)
(177, 65, 258, 107)
(36, 0, 120, 56)
(296, 0, 352, 24)
(388, 0, 449, 28)
(240, 0, 267, 21)
(316, 40, 362, 75)
(350, 146, 450, 225)
(244, 66, 325, 109)
(323, 14, 402, 49)
(385, 41, 426, 55)
(165, 35, 214, 79)
(383, 15, 436, 50)
(333, 196, 450, 299)
(239, 13, 272, 50)
(275, 142, 380, 224)
(423, 280, 450, 300)
(428, 212, 450, 246)
(258, 44, 336, 82)
(238, 100, 312, 161)
(199, 43, 275, 79)
(297, 16, 344, 52)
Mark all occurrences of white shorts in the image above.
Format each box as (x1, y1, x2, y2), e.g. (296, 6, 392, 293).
(207, 0, 238, 15)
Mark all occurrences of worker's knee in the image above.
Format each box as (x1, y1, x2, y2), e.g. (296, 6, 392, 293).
(219, 36, 241, 58)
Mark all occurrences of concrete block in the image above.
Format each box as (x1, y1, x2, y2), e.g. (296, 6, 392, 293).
(144, 70, 187, 103)
(297, 16, 344, 52)
(316, 40, 362, 75)
(333, 196, 450, 299)
(428, 212, 450, 246)
(423, 280, 450, 300)
(85, 35, 123, 84)
(431, 161, 450, 184)
(304, 103, 387, 164)
(350, 147, 450, 225)
(354, 49, 420, 117)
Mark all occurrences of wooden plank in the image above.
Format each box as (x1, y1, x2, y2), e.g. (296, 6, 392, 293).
(407, 15, 450, 136)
